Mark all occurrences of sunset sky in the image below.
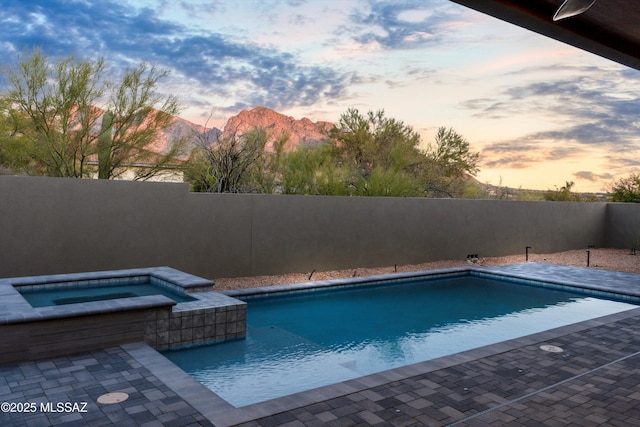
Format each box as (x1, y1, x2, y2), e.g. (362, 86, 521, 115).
(2, 0, 639, 191)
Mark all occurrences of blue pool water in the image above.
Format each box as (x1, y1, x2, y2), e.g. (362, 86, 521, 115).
(19, 282, 196, 307)
(163, 274, 638, 407)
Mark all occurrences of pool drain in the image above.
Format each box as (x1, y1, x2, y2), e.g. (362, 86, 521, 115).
(540, 344, 564, 353)
(97, 392, 129, 404)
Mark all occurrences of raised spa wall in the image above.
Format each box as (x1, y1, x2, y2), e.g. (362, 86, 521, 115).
(0, 267, 246, 365)
(144, 291, 246, 350)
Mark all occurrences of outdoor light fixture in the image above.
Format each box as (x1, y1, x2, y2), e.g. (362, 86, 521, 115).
(553, 0, 597, 21)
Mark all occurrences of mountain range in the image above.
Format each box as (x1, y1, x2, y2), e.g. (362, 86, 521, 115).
(159, 107, 333, 156)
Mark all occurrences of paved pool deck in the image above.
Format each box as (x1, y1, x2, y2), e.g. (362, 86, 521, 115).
(2, 263, 640, 426)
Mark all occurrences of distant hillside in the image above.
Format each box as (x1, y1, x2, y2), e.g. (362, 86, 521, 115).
(85, 108, 220, 160)
(480, 182, 609, 201)
(221, 107, 333, 152)
(150, 106, 332, 156)
(152, 115, 220, 158)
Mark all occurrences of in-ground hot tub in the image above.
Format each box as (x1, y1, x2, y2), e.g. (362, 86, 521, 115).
(17, 275, 198, 307)
(0, 267, 246, 365)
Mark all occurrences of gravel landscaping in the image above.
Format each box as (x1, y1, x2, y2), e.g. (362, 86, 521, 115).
(214, 247, 640, 291)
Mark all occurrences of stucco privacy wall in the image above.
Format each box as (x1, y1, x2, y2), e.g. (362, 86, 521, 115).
(605, 202, 640, 249)
(0, 176, 610, 279)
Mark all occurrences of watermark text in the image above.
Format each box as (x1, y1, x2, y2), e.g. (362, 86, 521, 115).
(1, 401, 88, 414)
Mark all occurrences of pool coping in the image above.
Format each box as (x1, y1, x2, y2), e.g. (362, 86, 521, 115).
(149, 262, 640, 426)
(480, 262, 640, 300)
(222, 266, 471, 299)
(224, 263, 640, 303)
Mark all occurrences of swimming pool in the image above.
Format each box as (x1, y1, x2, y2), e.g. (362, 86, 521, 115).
(163, 272, 640, 407)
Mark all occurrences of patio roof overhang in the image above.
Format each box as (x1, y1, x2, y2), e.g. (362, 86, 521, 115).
(449, 0, 640, 71)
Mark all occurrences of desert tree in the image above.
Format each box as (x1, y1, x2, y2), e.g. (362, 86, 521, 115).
(543, 180, 581, 201)
(2, 49, 183, 179)
(281, 144, 350, 195)
(3, 49, 105, 177)
(185, 108, 300, 193)
(247, 132, 288, 194)
(186, 123, 269, 193)
(427, 127, 479, 176)
(98, 63, 183, 180)
(424, 127, 480, 197)
(610, 173, 640, 202)
(0, 94, 37, 174)
(328, 109, 424, 196)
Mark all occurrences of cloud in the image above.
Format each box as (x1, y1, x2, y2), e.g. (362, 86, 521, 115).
(461, 98, 513, 119)
(482, 154, 539, 169)
(482, 140, 540, 154)
(466, 65, 640, 170)
(348, 0, 466, 50)
(527, 123, 636, 147)
(604, 156, 640, 169)
(0, 0, 355, 111)
(481, 136, 589, 169)
(573, 171, 614, 182)
(480, 138, 545, 168)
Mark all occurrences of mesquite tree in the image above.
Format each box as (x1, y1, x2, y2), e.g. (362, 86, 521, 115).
(186, 126, 268, 193)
